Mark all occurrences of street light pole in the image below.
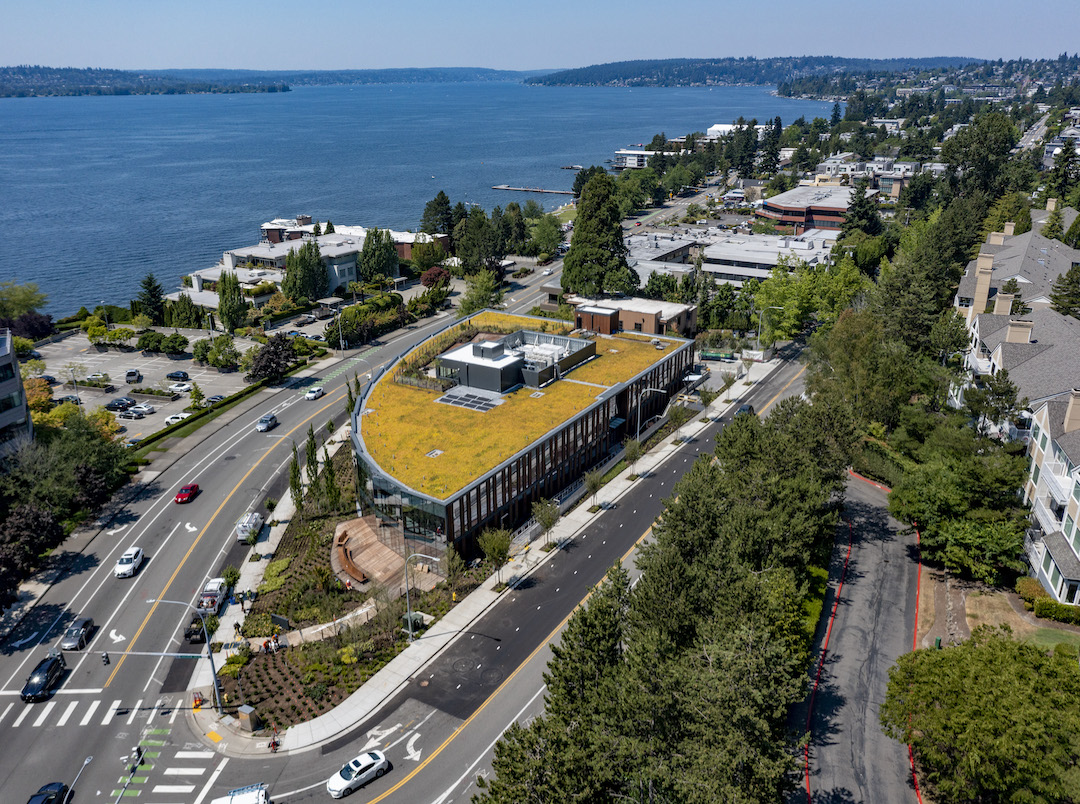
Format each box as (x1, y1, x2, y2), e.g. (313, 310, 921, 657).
(64, 755, 93, 804)
(403, 553, 439, 642)
(149, 598, 224, 714)
(756, 306, 783, 349)
(334, 306, 345, 358)
(635, 387, 666, 442)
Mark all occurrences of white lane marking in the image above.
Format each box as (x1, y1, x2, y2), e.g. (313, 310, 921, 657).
(101, 698, 123, 726)
(80, 699, 100, 725)
(169, 705, 180, 724)
(12, 705, 32, 727)
(431, 684, 548, 804)
(0, 701, 11, 724)
(109, 629, 127, 643)
(11, 631, 39, 648)
(384, 710, 436, 751)
(191, 757, 229, 804)
(127, 697, 143, 724)
(153, 784, 197, 793)
(174, 751, 215, 760)
(164, 767, 206, 775)
(32, 701, 56, 727)
(56, 699, 79, 726)
(404, 733, 423, 762)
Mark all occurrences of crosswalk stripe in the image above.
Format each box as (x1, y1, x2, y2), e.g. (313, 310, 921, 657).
(56, 700, 79, 726)
(163, 767, 206, 775)
(32, 701, 56, 727)
(101, 699, 123, 726)
(0, 702, 12, 725)
(174, 751, 215, 759)
(127, 698, 143, 725)
(80, 699, 101, 725)
(12, 705, 32, 728)
(152, 785, 196, 793)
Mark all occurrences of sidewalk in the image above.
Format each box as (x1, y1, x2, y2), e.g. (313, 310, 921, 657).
(188, 355, 784, 756)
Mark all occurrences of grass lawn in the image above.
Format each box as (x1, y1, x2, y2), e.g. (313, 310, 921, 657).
(361, 318, 679, 499)
(966, 590, 1080, 653)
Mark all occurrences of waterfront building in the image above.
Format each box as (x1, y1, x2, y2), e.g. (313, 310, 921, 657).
(0, 330, 32, 454)
(755, 186, 867, 233)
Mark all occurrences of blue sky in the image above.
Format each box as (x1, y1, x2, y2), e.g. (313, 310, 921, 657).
(4, 0, 1078, 71)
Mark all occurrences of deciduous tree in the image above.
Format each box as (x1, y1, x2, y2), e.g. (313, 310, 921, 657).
(246, 334, 296, 384)
(216, 271, 247, 332)
(357, 227, 399, 283)
(456, 270, 504, 318)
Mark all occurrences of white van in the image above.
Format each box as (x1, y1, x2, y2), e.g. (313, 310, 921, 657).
(235, 512, 264, 543)
(210, 783, 271, 804)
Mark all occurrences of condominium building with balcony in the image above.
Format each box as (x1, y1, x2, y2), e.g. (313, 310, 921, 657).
(0, 329, 32, 454)
(1023, 389, 1080, 605)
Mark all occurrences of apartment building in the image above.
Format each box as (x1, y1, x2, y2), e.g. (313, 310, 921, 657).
(0, 330, 32, 454)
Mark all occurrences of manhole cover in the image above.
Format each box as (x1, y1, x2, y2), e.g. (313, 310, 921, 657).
(481, 668, 503, 686)
(453, 658, 473, 674)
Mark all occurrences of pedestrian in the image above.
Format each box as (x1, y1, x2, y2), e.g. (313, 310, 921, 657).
(239, 596, 246, 613)
(263, 640, 270, 655)
(233, 622, 241, 636)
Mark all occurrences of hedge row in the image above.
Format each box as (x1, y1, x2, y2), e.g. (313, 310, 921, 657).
(1015, 576, 1080, 626)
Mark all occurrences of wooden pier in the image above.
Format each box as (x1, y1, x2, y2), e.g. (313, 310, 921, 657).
(492, 185, 574, 195)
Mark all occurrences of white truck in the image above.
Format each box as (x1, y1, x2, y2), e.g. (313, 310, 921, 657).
(198, 578, 228, 615)
(210, 783, 271, 804)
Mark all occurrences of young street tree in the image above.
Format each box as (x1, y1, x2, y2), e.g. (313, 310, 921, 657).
(216, 270, 247, 332)
(137, 273, 166, 325)
(531, 498, 560, 547)
(457, 269, 505, 318)
(478, 527, 512, 584)
(562, 173, 637, 296)
(289, 441, 304, 521)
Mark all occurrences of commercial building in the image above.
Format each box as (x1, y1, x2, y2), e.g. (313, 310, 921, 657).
(0, 330, 32, 454)
(701, 230, 833, 287)
(351, 311, 695, 558)
(756, 186, 868, 233)
(562, 295, 698, 337)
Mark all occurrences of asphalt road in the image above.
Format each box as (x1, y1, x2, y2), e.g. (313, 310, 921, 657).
(198, 342, 809, 803)
(792, 475, 919, 803)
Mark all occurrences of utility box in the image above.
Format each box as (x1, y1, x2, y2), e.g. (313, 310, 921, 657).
(402, 612, 424, 633)
(237, 704, 261, 733)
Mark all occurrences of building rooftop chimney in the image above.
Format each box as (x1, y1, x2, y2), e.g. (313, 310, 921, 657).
(1003, 221, 1016, 236)
(989, 231, 1006, 246)
(1065, 388, 1080, 435)
(971, 255, 995, 322)
(993, 293, 1014, 316)
(1005, 319, 1034, 344)
(1047, 197, 1059, 212)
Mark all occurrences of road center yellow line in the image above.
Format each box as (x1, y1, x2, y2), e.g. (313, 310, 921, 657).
(104, 389, 347, 686)
(757, 362, 807, 416)
(367, 527, 653, 803)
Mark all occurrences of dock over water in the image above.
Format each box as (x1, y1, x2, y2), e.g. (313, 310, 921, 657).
(492, 185, 574, 195)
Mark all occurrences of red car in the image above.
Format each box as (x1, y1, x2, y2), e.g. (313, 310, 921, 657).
(174, 483, 200, 504)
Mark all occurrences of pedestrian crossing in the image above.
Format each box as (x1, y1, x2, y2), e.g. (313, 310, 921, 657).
(0, 695, 187, 730)
(111, 724, 221, 802)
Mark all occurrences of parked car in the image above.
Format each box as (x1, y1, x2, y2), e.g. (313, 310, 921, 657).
(735, 403, 755, 417)
(326, 750, 389, 798)
(169, 382, 193, 393)
(20, 652, 66, 702)
(59, 617, 94, 651)
(117, 409, 144, 420)
(305, 386, 325, 400)
(164, 412, 192, 426)
(114, 546, 145, 578)
(308, 334, 325, 341)
(105, 397, 135, 411)
(198, 578, 229, 615)
(130, 402, 155, 415)
(174, 483, 200, 504)
(203, 394, 226, 407)
(234, 512, 264, 542)
(57, 395, 81, 406)
(41, 375, 57, 385)
(255, 414, 278, 432)
(24, 782, 69, 804)
(87, 372, 108, 382)
(125, 369, 142, 384)
(165, 370, 189, 381)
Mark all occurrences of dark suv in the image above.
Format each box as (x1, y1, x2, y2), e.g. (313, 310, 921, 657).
(105, 397, 136, 412)
(25, 782, 69, 804)
(21, 652, 66, 702)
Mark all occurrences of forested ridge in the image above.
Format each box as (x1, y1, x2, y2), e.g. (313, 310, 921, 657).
(526, 56, 978, 87)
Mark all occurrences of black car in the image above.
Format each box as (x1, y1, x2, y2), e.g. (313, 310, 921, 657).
(105, 397, 135, 412)
(735, 403, 756, 418)
(166, 370, 189, 381)
(41, 375, 57, 385)
(21, 652, 66, 702)
(25, 782, 69, 804)
(117, 409, 144, 420)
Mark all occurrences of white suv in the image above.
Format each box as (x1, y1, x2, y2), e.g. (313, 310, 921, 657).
(114, 546, 145, 578)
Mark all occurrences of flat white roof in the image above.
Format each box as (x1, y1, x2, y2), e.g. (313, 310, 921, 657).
(443, 342, 521, 369)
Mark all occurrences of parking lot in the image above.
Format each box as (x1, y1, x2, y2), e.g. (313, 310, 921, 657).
(36, 331, 264, 441)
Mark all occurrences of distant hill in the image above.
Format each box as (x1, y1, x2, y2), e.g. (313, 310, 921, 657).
(526, 56, 981, 87)
(0, 65, 553, 98)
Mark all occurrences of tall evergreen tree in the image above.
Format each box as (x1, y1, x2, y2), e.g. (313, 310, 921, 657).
(420, 191, 453, 235)
(1047, 138, 1079, 201)
(561, 173, 637, 296)
(830, 102, 842, 127)
(571, 165, 607, 200)
(216, 270, 247, 332)
(1041, 205, 1064, 240)
(357, 227, 399, 282)
(137, 273, 166, 325)
(1050, 261, 1080, 319)
(841, 176, 884, 238)
(457, 207, 501, 274)
(170, 292, 202, 328)
(324, 220, 335, 234)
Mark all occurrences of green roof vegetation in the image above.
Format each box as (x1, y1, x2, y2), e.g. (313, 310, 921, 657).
(361, 314, 680, 499)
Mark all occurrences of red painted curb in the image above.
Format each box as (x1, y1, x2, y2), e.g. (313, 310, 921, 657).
(847, 467, 892, 493)
(804, 519, 855, 801)
(908, 526, 924, 803)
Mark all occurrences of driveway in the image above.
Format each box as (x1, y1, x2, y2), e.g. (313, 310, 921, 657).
(791, 474, 920, 803)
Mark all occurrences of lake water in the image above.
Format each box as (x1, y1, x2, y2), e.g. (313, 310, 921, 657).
(0, 83, 835, 316)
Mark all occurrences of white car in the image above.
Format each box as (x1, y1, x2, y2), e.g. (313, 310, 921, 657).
(130, 403, 155, 415)
(542, 268, 553, 276)
(326, 750, 388, 798)
(169, 382, 193, 393)
(114, 546, 145, 578)
(305, 386, 325, 400)
(87, 372, 108, 382)
(164, 412, 192, 426)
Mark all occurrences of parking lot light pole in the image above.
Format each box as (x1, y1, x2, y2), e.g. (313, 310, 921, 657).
(148, 598, 224, 714)
(404, 553, 439, 642)
(100, 300, 109, 330)
(64, 755, 92, 804)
